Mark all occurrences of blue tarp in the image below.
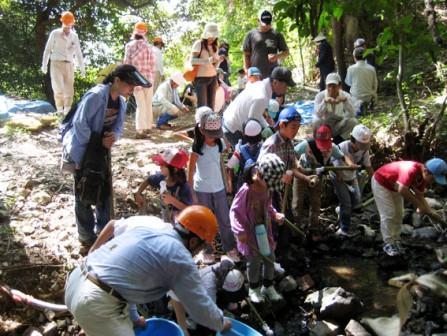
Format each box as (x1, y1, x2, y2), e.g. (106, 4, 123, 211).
(293, 100, 314, 125)
(0, 94, 56, 121)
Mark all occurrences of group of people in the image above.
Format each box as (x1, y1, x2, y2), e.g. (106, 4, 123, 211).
(40, 9, 447, 336)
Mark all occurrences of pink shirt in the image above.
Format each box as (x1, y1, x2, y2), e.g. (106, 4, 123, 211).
(124, 39, 155, 82)
(374, 161, 426, 192)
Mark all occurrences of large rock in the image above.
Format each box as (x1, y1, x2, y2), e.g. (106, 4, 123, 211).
(305, 287, 364, 323)
(425, 197, 443, 209)
(411, 226, 439, 240)
(345, 319, 371, 336)
(361, 315, 399, 336)
(279, 275, 297, 292)
(309, 320, 339, 336)
(31, 190, 52, 206)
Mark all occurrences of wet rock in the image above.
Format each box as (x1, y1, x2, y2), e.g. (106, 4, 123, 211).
(412, 227, 439, 240)
(345, 319, 371, 336)
(401, 224, 414, 235)
(425, 197, 443, 209)
(361, 315, 400, 336)
(42, 322, 57, 336)
(305, 287, 364, 323)
(279, 275, 297, 292)
(308, 320, 337, 336)
(297, 274, 315, 291)
(31, 191, 52, 206)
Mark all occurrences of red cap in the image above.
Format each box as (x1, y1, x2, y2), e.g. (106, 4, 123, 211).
(315, 124, 333, 151)
(151, 149, 189, 169)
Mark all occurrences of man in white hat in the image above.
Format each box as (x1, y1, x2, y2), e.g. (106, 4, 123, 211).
(152, 72, 190, 130)
(314, 33, 335, 91)
(242, 9, 289, 79)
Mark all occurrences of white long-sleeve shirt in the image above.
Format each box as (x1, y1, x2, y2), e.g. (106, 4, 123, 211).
(41, 28, 85, 73)
(345, 60, 378, 103)
(314, 89, 355, 122)
(152, 80, 184, 114)
(152, 45, 164, 75)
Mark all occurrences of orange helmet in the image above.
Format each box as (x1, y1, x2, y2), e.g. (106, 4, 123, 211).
(134, 21, 148, 33)
(176, 206, 218, 243)
(60, 11, 75, 25)
(153, 37, 164, 44)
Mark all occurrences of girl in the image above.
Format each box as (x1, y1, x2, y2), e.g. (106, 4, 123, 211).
(188, 110, 239, 263)
(230, 153, 286, 303)
(134, 148, 192, 224)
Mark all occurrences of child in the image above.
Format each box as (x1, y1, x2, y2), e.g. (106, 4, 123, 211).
(134, 148, 192, 224)
(372, 158, 446, 256)
(332, 124, 375, 236)
(188, 110, 239, 263)
(261, 99, 280, 140)
(226, 118, 263, 192)
(231, 153, 286, 303)
(246, 66, 262, 87)
(293, 124, 358, 241)
(237, 68, 247, 93)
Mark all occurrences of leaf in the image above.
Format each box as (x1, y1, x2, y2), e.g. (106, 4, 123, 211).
(415, 272, 447, 298)
(396, 284, 413, 330)
(333, 6, 344, 20)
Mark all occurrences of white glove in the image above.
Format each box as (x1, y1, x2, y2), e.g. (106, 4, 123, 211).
(41, 65, 47, 74)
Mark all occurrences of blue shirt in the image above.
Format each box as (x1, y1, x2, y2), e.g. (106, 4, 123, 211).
(62, 84, 126, 165)
(85, 223, 224, 331)
(193, 139, 225, 193)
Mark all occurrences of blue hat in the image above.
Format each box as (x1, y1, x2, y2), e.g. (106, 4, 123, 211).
(274, 106, 301, 127)
(425, 158, 447, 185)
(247, 67, 261, 77)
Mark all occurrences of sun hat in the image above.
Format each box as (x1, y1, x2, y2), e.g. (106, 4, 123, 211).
(325, 73, 342, 85)
(351, 124, 371, 150)
(270, 67, 296, 87)
(313, 33, 326, 42)
(257, 153, 286, 192)
(170, 72, 186, 86)
(195, 106, 213, 124)
(202, 23, 219, 39)
(274, 106, 301, 127)
(259, 10, 273, 26)
(152, 148, 189, 169)
(315, 124, 333, 151)
(200, 112, 223, 138)
(425, 158, 447, 185)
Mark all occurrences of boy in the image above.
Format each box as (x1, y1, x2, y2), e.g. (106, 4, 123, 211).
(293, 124, 358, 241)
(372, 158, 447, 256)
(247, 66, 262, 86)
(237, 69, 247, 93)
(332, 124, 374, 236)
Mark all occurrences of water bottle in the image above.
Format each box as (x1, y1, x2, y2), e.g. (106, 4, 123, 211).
(255, 224, 271, 256)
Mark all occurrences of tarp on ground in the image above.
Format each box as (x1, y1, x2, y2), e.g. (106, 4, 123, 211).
(0, 94, 56, 121)
(293, 100, 314, 125)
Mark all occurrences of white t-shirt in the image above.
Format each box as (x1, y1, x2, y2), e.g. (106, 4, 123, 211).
(335, 140, 371, 181)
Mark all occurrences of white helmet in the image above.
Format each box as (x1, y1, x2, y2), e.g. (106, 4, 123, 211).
(222, 269, 244, 292)
(351, 124, 371, 144)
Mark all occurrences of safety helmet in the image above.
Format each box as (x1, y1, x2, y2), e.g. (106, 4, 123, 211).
(176, 206, 218, 243)
(222, 269, 245, 292)
(134, 21, 148, 34)
(60, 11, 75, 25)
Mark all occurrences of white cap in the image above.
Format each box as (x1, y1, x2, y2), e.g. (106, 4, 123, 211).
(268, 99, 280, 113)
(354, 38, 366, 48)
(313, 33, 326, 42)
(222, 269, 244, 292)
(351, 124, 371, 143)
(326, 72, 341, 85)
(195, 106, 213, 124)
(244, 119, 262, 137)
(170, 71, 186, 86)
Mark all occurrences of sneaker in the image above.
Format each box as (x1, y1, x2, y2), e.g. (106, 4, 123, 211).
(261, 285, 283, 301)
(226, 249, 241, 263)
(383, 243, 400, 257)
(274, 262, 285, 276)
(248, 287, 264, 303)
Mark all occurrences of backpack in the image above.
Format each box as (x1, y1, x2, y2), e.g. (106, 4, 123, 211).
(307, 139, 331, 166)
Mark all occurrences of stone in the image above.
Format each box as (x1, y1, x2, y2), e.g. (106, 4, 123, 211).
(345, 319, 371, 336)
(309, 320, 335, 336)
(297, 274, 315, 291)
(401, 224, 414, 235)
(42, 321, 58, 336)
(278, 275, 297, 292)
(274, 321, 285, 336)
(31, 190, 52, 206)
(411, 227, 439, 240)
(23, 327, 43, 336)
(358, 224, 375, 238)
(22, 224, 35, 235)
(305, 287, 364, 323)
(425, 197, 443, 209)
(361, 315, 400, 336)
(412, 212, 423, 227)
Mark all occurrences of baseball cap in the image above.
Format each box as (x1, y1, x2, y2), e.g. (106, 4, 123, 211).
(243, 119, 262, 137)
(274, 106, 301, 127)
(247, 67, 262, 77)
(222, 269, 245, 292)
(354, 38, 366, 48)
(425, 158, 447, 185)
(112, 64, 151, 88)
(351, 124, 371, 150)
(268, 99, 280, 119)
(326, 72, 341, 86)
(271, 67, 296, 87)
(259, 10, 273, 26)
(257, 153, 286, 192)
(152, 148, 189, 169)
(315, 124, 333, 151)
(170, 71, 186, 86)
(200, 112, 223, 138)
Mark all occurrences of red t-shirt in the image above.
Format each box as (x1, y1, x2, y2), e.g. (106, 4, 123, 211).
(374, 161, 426, 192)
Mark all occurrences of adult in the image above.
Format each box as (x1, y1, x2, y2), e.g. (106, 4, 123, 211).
(41, 11, 85, 115)
(243, 10, 289, 79)
(218, 42, 231, 85)
(354, 38, 376, 68)
(65, 206, 232, 335)
(223, 66, 296, 148)
(124, 21, 155, 139)
(314, 34, 336, 91)
(314, 72, 357, 144)
(345, 48, 378, 113)
(191, 23, 220, 109)
(152, 36, 165, 92)
(152, 72, 189, 130)
(372, 159, 446, 256)
(61, 64, 150, 255)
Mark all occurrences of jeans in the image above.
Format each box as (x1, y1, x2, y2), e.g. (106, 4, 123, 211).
(156, 112, 178, 128)
(74, 170, 110, 244)
(247, 253, 275, 287)
(195, 76, 217, 109)
(196, 189, 235, 252)
(331, 177, 361, 231)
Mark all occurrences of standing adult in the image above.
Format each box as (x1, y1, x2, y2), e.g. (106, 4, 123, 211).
(152, 36, 165, 92)
(243, 10, 289, 79)
(314, 34, 336, 91)
(61, 64, 150, 255)
(218, 42, 231, 85)
(41, 11, 85, 115)
(124, 21, 155, 139)
(223, 67, 295, 148)
(65, 206, 232, 335)
(191, 23, 220, 109)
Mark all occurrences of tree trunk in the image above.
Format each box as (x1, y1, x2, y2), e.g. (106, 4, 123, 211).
(331, 17, 346, 88)
(396, 42, 410, 133)
(424, 0, 443, 45)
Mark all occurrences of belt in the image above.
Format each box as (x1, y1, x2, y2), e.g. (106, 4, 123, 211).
(80, 263, 125, 301)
